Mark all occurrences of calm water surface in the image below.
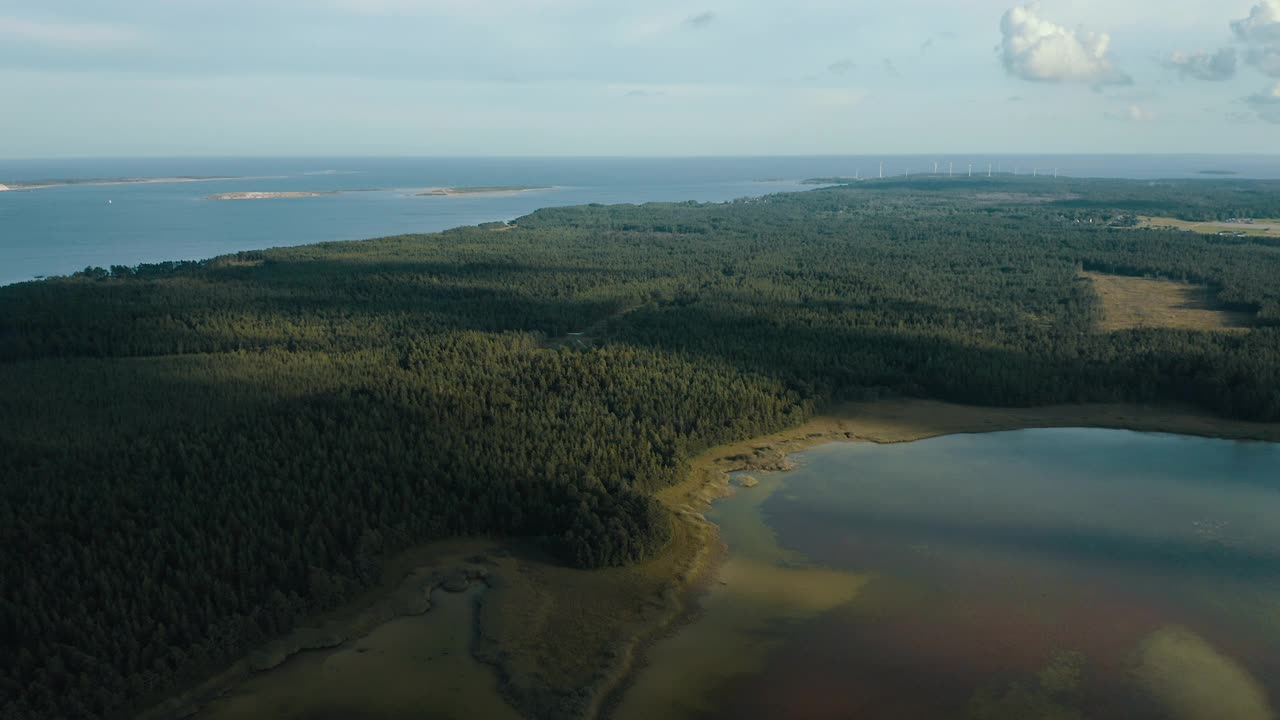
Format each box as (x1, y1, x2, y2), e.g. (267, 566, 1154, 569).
(619, 429, 1280, 720)
(5, 155, 1280, 286)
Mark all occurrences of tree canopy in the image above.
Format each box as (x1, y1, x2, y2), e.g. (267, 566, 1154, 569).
(2, 177, 1279, 719)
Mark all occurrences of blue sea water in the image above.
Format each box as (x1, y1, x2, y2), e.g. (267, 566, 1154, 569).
(2, 155, 1279, 286)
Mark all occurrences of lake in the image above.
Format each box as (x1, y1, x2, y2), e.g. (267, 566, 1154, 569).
(5, 155, 1280, 286)
(617, 429, 1280, 720)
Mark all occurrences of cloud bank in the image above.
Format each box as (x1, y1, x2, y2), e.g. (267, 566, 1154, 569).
(1232, 1, 1280, 45)
(0, 17, 139, 50)
(1166, 48, 1237, 81)
(1247, 82, 1280, 123)
(1233, 1, 1280, 77)
(1000, 4, 1130, 86)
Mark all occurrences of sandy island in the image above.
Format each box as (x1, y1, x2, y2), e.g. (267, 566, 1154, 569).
(144, 398, 1280, 720)
(207, 191, 340, 201)
(4, 177, 250, 191)
(415, 185, 554, 197)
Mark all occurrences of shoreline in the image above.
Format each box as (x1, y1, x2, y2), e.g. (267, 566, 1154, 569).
(592, 398, 1280, 718)
(144, 398, 1280, 720)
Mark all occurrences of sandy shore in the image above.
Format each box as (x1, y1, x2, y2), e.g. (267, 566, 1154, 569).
(145, 399, 1279, 720)
(595, 399, 1280, 717)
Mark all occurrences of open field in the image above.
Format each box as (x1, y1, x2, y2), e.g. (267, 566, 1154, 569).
(1138, 216, 1280, 238)
(154, 399, 1280, 720)
(1083, 271, 1254, 332)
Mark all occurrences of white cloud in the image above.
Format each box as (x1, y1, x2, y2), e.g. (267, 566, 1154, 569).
(1106, 103, 1153, 122)
(1247, 82, 1280, 123)
(1166, 48, 1237, 81)
(1233, 2, 1280, 77)
(1000, 4, 1130, 86)
(1232, 1, 1280, 45)
(1248, 47, 1280, 76)
(0, 17, 139, 50)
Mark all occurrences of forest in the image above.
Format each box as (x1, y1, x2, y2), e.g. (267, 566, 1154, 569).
(2, 176, 1279, 719)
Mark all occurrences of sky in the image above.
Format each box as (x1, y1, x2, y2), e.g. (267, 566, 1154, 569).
(0, 0, 1278, 157)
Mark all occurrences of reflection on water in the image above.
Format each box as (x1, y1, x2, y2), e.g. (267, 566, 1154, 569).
(618, 429, 1280, 720)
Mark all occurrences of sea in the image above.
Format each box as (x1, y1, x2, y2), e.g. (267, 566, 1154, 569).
(3, 155, 1280, 287)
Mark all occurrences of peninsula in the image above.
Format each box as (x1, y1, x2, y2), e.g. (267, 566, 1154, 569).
(4, 176, 1280, 720)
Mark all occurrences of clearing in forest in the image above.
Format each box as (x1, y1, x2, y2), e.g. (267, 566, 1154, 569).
(1138, 216, 1280, 239)
(1083, 272, 1254, 332)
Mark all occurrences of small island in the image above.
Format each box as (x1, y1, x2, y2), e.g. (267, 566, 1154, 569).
(3, 176, 239, 191)
(415, 185, 553, 197)
(1197, 170, 1240, 176)
(208, 191, 340, 201)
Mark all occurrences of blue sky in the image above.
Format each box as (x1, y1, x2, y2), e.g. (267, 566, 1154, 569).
(1, 0, 1278, 157)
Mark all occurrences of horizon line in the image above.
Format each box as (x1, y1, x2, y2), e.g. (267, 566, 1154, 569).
(3, 152, 1280, 162)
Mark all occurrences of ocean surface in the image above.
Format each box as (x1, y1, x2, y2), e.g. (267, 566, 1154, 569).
(3, 155, 1280, 286)
(618, 429, 1280, 720)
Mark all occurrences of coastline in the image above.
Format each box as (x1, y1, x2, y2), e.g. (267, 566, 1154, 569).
(144, 398, 1280, 720)
(592, 398, 1280, 718)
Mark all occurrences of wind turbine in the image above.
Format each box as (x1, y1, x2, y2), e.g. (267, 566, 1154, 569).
(949, 162, 954, 177)
(988, 163, 992, 178)
(968, 163, 973, 177)
(879, 161, 884, 179)
(934, 161, 939, 175)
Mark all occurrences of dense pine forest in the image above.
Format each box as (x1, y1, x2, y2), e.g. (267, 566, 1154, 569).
(2, 176, 1280, 719)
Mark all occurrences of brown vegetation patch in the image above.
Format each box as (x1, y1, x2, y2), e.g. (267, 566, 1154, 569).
(974, 192, 1078, 204)
(1083, 271, 1253, 332)
(1138, 216, 1280, 239)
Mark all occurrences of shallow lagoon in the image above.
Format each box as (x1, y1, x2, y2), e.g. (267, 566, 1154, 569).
(619, 429, 1280, 720)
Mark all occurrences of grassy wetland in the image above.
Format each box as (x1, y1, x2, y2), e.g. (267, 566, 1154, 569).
(4, 177, 1280, 719)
